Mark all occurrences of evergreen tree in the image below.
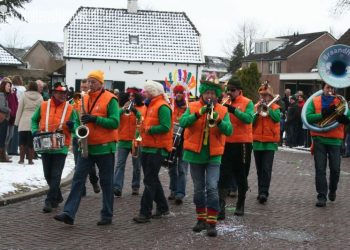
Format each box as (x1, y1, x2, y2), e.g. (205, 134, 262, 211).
(236, 62, 261, 102)
(228, 42, 244, 74)
(0, 0, 31, 23)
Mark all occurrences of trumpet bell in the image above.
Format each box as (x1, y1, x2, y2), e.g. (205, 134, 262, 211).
(318, 44, 350, 88)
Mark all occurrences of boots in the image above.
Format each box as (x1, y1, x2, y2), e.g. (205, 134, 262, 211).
(192, 220, 207, 232)
(18, 145, 25, 164)
(0, 148, 12, 162)
(234, 194, 246, 216)
(218, 189, 228, 220)
(27, 147, 34, 165)
(206, 223, 217, 237)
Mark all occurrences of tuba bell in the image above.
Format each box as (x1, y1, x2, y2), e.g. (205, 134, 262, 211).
(301, 44, 350, 132)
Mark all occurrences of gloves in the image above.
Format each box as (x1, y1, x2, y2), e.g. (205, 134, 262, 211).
(224, 104, 236, 114)
(212, 111, 219, 121)
(336, 114, 350, 125)
(81, 114, 97, 124)
(321, 106, 336, 118)
(199, 105, 209, 115)
(66, 120, 74, 130)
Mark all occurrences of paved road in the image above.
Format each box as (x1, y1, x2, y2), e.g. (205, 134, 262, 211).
(1, 149, 350, 249)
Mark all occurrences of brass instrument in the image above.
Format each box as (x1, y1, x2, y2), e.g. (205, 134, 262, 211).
(207, 99, 216, 128)
(124, 100, 134, 116)
(221, 96, 232, 106)
(254, 94, 280, 117)
(316, 94, 346, 128)
(131, 115, 142, 158)
(75, 93, 89, 158)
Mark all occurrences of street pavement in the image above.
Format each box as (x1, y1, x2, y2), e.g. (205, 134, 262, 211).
(0, 150, 350, 249)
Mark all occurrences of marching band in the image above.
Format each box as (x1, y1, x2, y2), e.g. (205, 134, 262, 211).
(15, 43, 349, 237)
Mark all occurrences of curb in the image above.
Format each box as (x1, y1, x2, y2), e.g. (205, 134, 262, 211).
(0, 171, 74, 206)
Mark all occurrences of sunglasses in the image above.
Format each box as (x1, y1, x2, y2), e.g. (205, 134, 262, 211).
(226, 88, 237, 92)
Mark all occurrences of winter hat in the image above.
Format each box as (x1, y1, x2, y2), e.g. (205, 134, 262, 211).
(87, 70, 104, 84)
(144, 80, 165, 97)
(1, 77, 12, 84)
(52, 82, 68, 92)
(199, 72, 223, 97)
(227, 76, 242, 90)
(126, 87, 141, 94)
(173, 84, 186, 93)
(258, 82, 275, 97)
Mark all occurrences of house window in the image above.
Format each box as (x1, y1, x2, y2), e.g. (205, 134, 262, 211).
(129, 35, 139, 45)
(265, 42, 269, 52)
(268, 61, 281, 74)
(255, 42, 260, 53)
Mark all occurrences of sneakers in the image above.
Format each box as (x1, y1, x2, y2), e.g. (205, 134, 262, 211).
(192, 220, 207, 232)
(175, 196, 183, 205)
(206, 224, 217, 237)
(113, 188, 122, 197)
(92, 183, 101, 193)
(97, 218, 112, 226)
(133, 214, 151, 223)
(315, 199, 326, 207)
(43, 202, 52, 213)
(132, 188, 139, 195)
(328, 192, 336, 202)
(54, 213, 74, 225)
(152, 210, 170, 219)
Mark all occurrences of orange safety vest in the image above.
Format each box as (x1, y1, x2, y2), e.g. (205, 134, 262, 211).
(39, 99, 73, 146)
(119, 105, 147, 141)
(141, 95, 173, 152)
(310, 96, 344, 139)
(253, 103, 280, 143)
(225, 94, 253, 143)
(82, 89, 119, 145)
(183, 100, 227, 156)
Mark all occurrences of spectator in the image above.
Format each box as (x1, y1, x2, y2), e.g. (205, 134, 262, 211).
(6, 83, 19, 157)
(36, 80, 50, 101)
(297, 94, 306, 146)
(0, 77, 13, 162)
(15, 81, 43, 164)
(282, 88, 291, 112)
(285, 95, 299, 147)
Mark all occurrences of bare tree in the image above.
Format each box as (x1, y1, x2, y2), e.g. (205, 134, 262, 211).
(0, 0, 31, 23)
(333, 0, 350, 14)
(3, 28, 24, 48)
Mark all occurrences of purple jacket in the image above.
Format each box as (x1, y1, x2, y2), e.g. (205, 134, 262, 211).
(7, 92, 18, 125)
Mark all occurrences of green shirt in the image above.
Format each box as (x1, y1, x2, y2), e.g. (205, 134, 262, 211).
(31, 106, 79, 155)
(141, 105, 172, 157)
(306, 99, 350, 146)
(252, 108, 280, 151)
(179, 108, 233, 164)
(233, 100, 254, 124)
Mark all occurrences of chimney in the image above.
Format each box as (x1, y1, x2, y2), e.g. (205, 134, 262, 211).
(127, 0, 138, 13)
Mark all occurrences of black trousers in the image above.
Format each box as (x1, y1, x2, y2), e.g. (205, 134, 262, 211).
(219, 143, 252, 196)
(254, 150, 275, 196)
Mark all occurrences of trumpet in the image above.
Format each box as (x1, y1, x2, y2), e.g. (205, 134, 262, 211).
(76, 94, 89, 158)
(255, 94, 280, 117)
(124, 100, 134, 116)
(131, 116, 143, 158)
(207, 99, 216, 128)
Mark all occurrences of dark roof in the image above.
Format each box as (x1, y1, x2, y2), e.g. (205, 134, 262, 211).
(38, 41, 64, 60)
(244, 31, 332, 62)
(203, 56, 229, 72)
(336, 28, 350, 46)
(5, 47, 28, 59)
(0, 44, 23, 66)
(64, 7, 203, 64)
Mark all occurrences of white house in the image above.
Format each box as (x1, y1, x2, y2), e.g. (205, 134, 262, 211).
(64, 0, 204, 95)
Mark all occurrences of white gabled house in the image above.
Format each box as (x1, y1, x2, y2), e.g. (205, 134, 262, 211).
(64, 0, 204, 94)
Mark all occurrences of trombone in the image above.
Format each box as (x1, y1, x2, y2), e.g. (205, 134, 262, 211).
(124, 100, 134, 116)
(254, 94, 280, 117)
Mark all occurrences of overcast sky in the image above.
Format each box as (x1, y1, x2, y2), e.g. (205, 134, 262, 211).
(0, 0, 349, 57)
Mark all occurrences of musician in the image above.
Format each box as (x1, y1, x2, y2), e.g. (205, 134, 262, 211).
(113, 87, 146, 197)
(253, 83, 280, 204)
(218, 76, 254, 219)
(133, 80, 172, 223)
(168, 84, 189, 205)
(54, 70, 119, 225)
(179, 77, 232, 237)
(306, 83, 350, 207)
(31, 82, 79, 213)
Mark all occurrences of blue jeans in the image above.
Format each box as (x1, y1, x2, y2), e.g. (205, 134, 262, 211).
(41, 153, 66, 205)
(190, 163, 220, 212)
(168, 155, 188, 198)
(8, 125, 18, 154)
(63, 153, 115, 220)
(113, 147, 141, 191)
(140, 152, 168, 217)
(314, 140, 341, 200)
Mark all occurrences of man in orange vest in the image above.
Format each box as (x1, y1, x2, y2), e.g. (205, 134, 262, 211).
(167, 84, 189, 205)
(113, 87, 146, 197)
(179, 76, 232, 237)
(253, 83, 280, 204)
(54, 70, 119, 225)
(306, 83, 350, 207)
(133, 80, 173, 223)
(218, 76, 254, 219)
(31, 82, 79, 213)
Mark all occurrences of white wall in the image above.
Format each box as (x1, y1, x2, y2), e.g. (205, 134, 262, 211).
(66, 59, 202, 95)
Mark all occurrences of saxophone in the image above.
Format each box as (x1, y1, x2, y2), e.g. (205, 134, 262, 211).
(75, 93, 90, 158)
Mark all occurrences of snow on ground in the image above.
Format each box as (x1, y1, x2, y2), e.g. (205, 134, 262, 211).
(0, 153, 75, 198)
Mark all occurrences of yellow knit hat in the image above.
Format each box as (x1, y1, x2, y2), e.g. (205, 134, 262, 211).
(87, 70, 104, 84)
